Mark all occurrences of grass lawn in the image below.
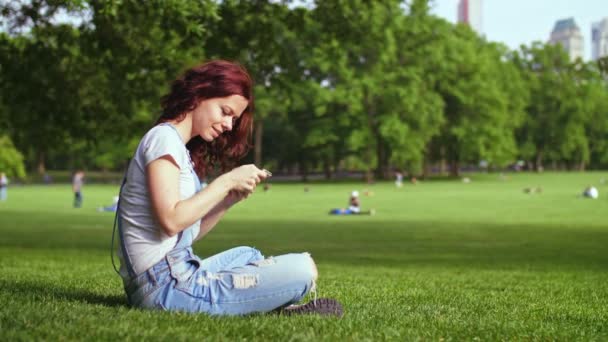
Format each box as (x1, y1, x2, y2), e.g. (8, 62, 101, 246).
(1, 172, 607, 340)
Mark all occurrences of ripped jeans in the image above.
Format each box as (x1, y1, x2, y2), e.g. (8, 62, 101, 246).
(124, 246, 317, 315)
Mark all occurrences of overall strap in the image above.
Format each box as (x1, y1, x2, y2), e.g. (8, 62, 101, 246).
(111, 177, 136, 277)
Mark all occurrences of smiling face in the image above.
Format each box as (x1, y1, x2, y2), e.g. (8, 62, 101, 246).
(191, 95, 249, 142)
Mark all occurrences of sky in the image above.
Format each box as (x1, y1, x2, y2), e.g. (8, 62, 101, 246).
(430, 0, 607, 60)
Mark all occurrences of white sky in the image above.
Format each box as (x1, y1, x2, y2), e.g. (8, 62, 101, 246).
(430, 0, 608, 60)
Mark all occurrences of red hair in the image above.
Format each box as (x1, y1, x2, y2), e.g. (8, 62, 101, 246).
(157, 60, 254, 178)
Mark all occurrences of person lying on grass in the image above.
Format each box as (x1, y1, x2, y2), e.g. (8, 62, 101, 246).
(329, 191, 375, 215)
(112, 60, 342, 317)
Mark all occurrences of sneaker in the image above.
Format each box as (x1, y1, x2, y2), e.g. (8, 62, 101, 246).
(281, 298, 343, 317)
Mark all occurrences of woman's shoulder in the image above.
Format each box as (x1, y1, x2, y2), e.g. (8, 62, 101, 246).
(140, 125, 182, 146)
(136, 124, 187, 166)
(144, 124, 174, 138)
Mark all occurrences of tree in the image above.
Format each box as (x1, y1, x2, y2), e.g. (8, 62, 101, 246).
(513, 42, 600, 171)
(428, 24, 526, 176)
(309, 0, 444, 179)
(204, 0, 304, 167)
(0, 0, 219, 172)
(0, 135, 26, 178)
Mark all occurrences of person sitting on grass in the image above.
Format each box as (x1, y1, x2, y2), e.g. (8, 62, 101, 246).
(582, 185, 599, 199)
(329, 191, 375, 215)
(112, 60, 342, 317)
(98, 196, 119, 212)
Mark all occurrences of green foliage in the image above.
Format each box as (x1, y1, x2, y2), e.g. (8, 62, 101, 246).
(0, 135, 26, 178)
(1, 0, 607, 177)
(512, 43, 608, 170)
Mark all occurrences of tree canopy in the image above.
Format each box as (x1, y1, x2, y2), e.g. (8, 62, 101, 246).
(1, 0, 607, 180)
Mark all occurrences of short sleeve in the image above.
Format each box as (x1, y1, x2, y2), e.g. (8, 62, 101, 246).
(142, 126, 186, 169)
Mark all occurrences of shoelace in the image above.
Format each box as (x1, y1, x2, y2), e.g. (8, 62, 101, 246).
(310, 278, 318, 307)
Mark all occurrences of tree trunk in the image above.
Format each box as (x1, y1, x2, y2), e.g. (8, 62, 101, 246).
(323, 156, 333, 180)
(579, 160, 586, 171)
(423, 161, 431, 180)
(37, 151, 46, 175)
(300, 161, 308, 182)
(439, 146, 447, 175)
(254, 120, 263, 166)
(449, 161, 460, 177)
(534, 150, 544, 172)
(422, 144, 432, 179)
(365, 168, 373, 183)
(374, 138, 388, 180)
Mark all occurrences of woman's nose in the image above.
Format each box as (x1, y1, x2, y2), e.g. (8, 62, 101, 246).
(222, 117, 233, 132)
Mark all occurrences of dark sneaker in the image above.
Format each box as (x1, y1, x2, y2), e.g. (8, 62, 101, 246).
(281, 298, 343, 317)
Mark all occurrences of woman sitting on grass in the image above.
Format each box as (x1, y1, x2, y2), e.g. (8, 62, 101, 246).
(113, 60, 342, 316)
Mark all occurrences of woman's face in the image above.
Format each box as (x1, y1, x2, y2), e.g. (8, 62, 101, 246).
(191, 95, 249, 142)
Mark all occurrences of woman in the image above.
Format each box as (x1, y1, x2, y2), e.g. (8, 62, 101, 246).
(113, 60, 342, 316)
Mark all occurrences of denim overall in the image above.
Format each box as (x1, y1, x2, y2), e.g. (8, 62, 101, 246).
(114, 124, 315, 315)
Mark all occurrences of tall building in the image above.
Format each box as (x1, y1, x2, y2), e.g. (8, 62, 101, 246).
(549, 18, 584, 61)
(592, 18, 608, 61)
(457, 0, 483, 35)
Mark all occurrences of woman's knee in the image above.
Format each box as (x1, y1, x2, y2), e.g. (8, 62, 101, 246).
(231, 246, 263, 261)
(286, 252, 318, 284)
(304, 252, 318, 282)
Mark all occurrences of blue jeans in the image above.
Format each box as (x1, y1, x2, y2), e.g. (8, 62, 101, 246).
(124, 246, 316, 315)
(74, 191, 82, 208)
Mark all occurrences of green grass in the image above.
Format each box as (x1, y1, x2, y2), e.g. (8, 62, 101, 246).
(1, 172, 608, 340)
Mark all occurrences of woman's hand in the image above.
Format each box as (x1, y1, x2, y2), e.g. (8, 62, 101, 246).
(225, 164, 269, 194)
(222, 190, 249, 207)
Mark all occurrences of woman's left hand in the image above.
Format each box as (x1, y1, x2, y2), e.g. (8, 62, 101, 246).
(223, 190, 249, 207)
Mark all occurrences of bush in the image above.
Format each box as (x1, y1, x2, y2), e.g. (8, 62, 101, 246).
(0, 135, 26, 179)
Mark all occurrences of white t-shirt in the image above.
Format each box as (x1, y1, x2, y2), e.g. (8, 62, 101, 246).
(118, 125, 200, 278)
(586, 187, 599, 199)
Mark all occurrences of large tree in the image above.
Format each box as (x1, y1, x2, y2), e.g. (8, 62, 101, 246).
(0, 0, 219, 171)
(428, 23, 527, 176)
(309, 0, 444, 179)
(513, 42, 603, 171)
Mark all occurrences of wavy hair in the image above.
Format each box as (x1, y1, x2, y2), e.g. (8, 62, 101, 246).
(156, 60, 254, 178)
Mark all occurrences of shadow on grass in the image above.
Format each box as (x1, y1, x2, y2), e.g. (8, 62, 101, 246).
(0, 278, 128, 308)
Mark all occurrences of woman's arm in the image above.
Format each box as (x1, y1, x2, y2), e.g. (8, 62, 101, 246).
(195, 191, 248, 241)
(147, 156, 266, 237)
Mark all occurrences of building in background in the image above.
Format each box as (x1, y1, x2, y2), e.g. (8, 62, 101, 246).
(457, 0, 483, 35)
(549, 17, 584, 61)
(592, 18, 608, 61)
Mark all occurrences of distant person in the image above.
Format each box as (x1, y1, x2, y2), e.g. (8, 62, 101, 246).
(112, 60, 341, 316)
(72, 170, 85, 208)
(43, 172, 53, 184)
(0, 172, 8, 201)
(395, 171, 403, 188)
(410, 176, 418, 185)
(523, 186, 542, 194)
(329, 191, 375, 215)
(582, 186, 599, 199)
